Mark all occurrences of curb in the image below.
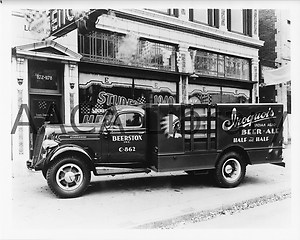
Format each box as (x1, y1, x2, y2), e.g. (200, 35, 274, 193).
(134, 189, 291, 229)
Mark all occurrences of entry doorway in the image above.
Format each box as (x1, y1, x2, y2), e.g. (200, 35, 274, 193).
(28, 59, 64, 158)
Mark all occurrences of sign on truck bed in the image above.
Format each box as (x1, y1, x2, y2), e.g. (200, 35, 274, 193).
(27, 103, 285, 198)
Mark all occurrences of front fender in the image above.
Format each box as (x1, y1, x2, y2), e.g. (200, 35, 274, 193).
(51, 144, 92, 160)
(45, 144, 94, 168)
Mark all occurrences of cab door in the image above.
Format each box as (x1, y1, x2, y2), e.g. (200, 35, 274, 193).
(102, 111, 146, 164)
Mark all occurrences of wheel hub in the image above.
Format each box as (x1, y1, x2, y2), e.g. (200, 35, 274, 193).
(222, 158, 242, 183)
(56, 163, 84, 191)
(64, 171, 76, 183)
(225, 165, 233, 174)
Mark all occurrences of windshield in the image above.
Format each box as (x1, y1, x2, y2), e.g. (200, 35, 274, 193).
(102, 109, 114, 126)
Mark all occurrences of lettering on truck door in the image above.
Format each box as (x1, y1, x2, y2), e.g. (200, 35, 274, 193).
(104, 111, 146, 163)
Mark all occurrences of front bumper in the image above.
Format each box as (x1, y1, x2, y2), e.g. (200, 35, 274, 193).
(26, 159, 33, 170)
(26, 157, 46, 171)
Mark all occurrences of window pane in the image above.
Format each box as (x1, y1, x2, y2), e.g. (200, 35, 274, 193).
(79, 32, 176, 71)
(230, 9, 243, 33)
(148, 9, 170, 15)
(218, 55, 225, 77)
(193, 9, 208, 24)
(225, 56, 250, 80)
(28, 60, 62, 91)
(115, 113, 142, 127)
(194, 51, 218, 76)
(126, 113, 142, 127)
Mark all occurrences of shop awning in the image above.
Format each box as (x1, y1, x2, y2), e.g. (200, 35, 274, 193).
(263, 63, 291, 86)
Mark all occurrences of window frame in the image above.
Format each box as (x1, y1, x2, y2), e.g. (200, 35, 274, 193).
(227, 9, 252, 36)
(146, 9, 179, 17)
(28, 59, 63, 95)
(113, 112, 144, 129)
(189, 9, 219, 28)
(192, 49, 251, 81)
(78, 31, 177, 72)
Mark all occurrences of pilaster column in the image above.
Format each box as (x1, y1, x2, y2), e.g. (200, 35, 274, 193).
(65, 62, 79, 125)
(12, 57, 30, 160)
(16, 57, 25, 89)
(177, 44, 191, 103)
(252, 9, 259, 39)
(178, 75, 189, 104)
(219, 9, 227, 31)
(178, 9, 189, 21)
(16, 58, 25, 156)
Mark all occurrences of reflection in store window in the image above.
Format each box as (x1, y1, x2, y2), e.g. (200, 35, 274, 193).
(193, 50, 250, 81)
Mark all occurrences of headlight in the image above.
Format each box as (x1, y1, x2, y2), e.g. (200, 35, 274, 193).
(42, 139, 59, 150)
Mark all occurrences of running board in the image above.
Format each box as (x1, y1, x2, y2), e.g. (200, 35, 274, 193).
(95, 167, 151, 176)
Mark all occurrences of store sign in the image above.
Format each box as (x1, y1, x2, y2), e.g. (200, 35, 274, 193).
(50, 9, 90, 36)
(50, 9, 74, 33)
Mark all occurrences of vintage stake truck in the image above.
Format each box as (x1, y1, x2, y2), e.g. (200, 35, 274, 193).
(27, 103, 285, 198)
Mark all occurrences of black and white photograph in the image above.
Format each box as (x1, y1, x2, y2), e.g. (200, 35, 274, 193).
(1, 1, 299, 240)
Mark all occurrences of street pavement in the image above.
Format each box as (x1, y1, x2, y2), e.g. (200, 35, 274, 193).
(178, 197, 291, 229)
(2, 144, 297, 239)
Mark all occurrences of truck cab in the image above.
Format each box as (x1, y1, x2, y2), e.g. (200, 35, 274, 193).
(100, 105, 147, 165)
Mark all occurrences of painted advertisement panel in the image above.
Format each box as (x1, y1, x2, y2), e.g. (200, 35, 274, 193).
(217, 104, 283, 150)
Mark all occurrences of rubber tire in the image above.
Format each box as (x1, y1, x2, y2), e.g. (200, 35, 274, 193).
(214, 152, 246, 188)
(42, 168, 47, 179)
(46, 156, 91, 198)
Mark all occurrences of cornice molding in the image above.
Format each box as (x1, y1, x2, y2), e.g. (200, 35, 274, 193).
(111, 9, 264, 49)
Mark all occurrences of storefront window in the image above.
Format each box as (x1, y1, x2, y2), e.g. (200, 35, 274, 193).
(189, 84, 250, 104)
(78, 74, 177, 123)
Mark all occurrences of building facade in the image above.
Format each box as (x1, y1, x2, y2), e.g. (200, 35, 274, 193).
(258, 9, 291, 142)
(11, 9, 263, 161)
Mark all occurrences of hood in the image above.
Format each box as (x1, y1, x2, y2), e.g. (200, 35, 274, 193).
(44, 123, 105, 136)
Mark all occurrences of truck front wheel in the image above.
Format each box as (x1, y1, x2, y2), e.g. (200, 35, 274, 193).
(46, 156, 91, 198)
(214, 152, 246, 188)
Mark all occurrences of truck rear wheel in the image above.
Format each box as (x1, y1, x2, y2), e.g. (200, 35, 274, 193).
(46, 156, 91, 198)
(214, 152, 246, 188)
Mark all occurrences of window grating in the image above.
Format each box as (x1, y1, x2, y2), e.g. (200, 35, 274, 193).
(79, 32, 176, 71)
